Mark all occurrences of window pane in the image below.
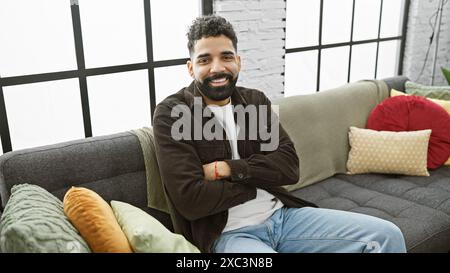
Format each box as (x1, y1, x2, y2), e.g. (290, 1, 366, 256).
(3, 79, 84, 150)
(151, 0, 200, 61)
(353, 0, 381, 41)
(155, 65, 193, 105)
(322, 0, 353, 44)
(320, 46, 350, 90)
(350, 43, 377, 82)
(79, 0, 147, 68)
(0, 0, 77, 77)
(88, 70, 151, 136)
(285, 51, 318, 96)
(377, 40, 400, 79)
(380, 0, 404, 38)
(286, 0, 320, 48)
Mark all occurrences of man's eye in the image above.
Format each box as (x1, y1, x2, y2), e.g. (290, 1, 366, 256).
(224, 55, 234, 60)
(198, 59, 208, 64)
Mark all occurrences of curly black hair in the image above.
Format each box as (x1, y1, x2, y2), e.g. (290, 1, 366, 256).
(187, 15, 238, 56)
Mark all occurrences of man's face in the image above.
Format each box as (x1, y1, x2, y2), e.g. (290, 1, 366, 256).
(187, 35, 241, 101)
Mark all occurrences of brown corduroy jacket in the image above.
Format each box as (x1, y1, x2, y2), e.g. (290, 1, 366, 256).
(152, 81, 316, 253)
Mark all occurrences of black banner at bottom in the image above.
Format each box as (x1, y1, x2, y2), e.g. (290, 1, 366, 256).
(0, 253, 447, 272)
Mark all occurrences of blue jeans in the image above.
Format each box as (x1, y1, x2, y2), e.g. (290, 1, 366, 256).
(213, 207, 406, 253)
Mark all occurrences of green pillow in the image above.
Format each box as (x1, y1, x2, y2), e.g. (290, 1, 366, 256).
(405, 81, 450, 100)
(0, 184, 90, 253)
(110, 200, 200, 253)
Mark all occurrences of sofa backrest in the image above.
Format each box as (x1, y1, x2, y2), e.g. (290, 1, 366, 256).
(277, 79, 397, 191)
(0, 132, 147, 211)
(382, 76, 409, 93)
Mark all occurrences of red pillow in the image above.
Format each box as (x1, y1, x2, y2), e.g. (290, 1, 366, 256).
(367, 95, 450, 169)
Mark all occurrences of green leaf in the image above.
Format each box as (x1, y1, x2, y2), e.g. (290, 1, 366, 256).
(442, 67, 450, 85)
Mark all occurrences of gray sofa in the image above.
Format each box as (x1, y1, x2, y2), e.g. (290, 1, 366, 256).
(0, 76, 449, 252)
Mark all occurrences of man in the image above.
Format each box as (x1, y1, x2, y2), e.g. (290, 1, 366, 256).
(152, 15, 406, 253)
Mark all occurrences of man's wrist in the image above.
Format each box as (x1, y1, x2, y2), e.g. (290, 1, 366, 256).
(217, 161, 231, 179)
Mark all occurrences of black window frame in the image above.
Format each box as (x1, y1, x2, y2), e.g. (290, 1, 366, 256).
(0, 0, 213, 153)
(284, 0, 410, 93)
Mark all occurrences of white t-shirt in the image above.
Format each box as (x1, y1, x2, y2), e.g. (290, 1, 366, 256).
(207, 101, 284, 233)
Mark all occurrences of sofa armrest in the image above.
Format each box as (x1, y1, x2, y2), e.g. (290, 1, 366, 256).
(382, 76, 410, 92)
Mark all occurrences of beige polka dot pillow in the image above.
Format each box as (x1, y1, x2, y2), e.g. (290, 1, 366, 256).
(347, 127, 431, 176)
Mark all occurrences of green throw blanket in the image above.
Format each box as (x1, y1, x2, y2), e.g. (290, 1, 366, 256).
(276, 79, 389, 191)
(130, 127, 170, 214)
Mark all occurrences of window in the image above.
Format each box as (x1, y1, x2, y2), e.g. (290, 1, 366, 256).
(322, 0, 353, 45)
(79, 0, 147, 68)
(0, 0, 205, 153)
(151, 0, 199, 61)
(350, 43, 377, 82)
(377, 40, 401, 79)
(3, 79, 84, 150)
(285, 50, 318, 96)
(87, 70, 151, 136)
(285, 0, 409, 97)
(320, 46, 350, 91)
(0, 0, 77, 77)
(154, 65, 193, 105)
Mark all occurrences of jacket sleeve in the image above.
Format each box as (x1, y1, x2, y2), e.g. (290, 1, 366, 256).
(152, 104, 257, 221)
(224, 93, 300, 188)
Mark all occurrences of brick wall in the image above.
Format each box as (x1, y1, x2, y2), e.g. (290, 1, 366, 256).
(403, 0, 450, 85)
(213, 0, 286, 100)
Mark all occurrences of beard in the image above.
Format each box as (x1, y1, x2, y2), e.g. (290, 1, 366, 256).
(195, 72, 238, 101)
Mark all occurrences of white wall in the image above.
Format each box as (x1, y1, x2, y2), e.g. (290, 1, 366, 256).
(403, 0, 450, 85)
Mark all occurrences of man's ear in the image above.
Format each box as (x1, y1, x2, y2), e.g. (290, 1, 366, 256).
(237, 55, 241, 71)
(187, 60, 194, 78)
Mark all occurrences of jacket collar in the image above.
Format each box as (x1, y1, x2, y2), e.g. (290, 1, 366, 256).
(183, 80, 248, 110)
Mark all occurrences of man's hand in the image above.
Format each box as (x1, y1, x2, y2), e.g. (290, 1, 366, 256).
(202, 161, 231, 181)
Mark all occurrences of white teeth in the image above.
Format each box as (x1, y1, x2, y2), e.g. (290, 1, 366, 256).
(212, 78, 227, 83)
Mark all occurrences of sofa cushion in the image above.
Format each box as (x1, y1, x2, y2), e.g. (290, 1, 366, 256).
(391, 89, 450, 115)
(367, 95, 450, 169)
(63, 187, 133, 253)
(111, 200, 199, 253)
(405, 81, 450, 100)
(0, 184, 90, 253)
(291, 166, 450, 252)
(391, 89, 450, 166)
(347, 127, 430, 176)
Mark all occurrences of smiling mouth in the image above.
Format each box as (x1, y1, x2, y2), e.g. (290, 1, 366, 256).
(209, 77, 229, 87)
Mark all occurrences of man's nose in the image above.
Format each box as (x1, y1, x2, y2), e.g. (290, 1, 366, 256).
(210, 59, 226, 73)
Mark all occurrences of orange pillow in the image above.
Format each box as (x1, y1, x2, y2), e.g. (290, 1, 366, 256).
(63, 187, 132, 253)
